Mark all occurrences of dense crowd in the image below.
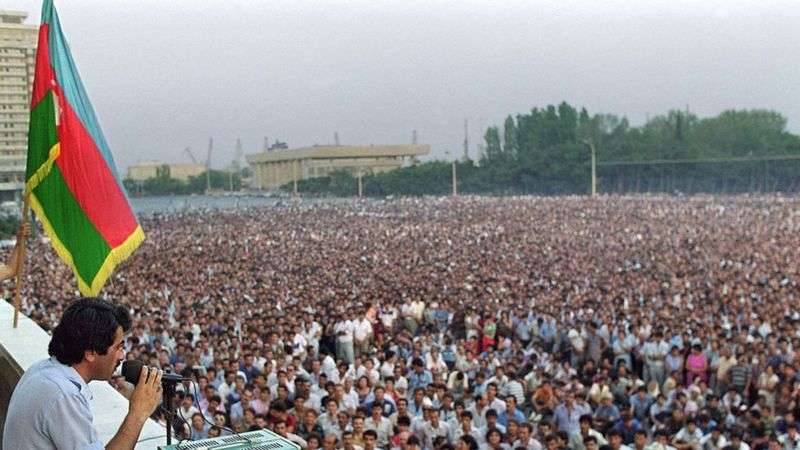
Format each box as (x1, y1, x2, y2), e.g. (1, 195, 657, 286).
(11, 195, 800, 450)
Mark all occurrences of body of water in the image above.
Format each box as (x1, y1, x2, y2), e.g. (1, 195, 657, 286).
(129, 194, 288, 214)
(128, 194, 365, 215)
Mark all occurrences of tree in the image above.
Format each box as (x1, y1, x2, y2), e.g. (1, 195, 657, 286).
(484, 127, 502, 162)
(503, 115, 517, 156)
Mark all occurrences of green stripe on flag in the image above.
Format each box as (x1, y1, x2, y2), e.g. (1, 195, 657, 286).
(33, 165, 111, 285)
(26, 91, 58, 181)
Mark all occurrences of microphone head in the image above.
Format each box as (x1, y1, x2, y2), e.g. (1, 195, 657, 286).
(121, 360, 143, 385)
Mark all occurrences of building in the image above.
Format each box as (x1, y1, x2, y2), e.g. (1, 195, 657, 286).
(125, 161, 206, 182)
(165, 163, 205, 181)
(0, 11, 37, 201)
(246, 144, 430, 190)
(126, 161, 161, 181)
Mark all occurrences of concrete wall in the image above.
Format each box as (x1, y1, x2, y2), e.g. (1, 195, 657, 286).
(0, 338, 21, 444)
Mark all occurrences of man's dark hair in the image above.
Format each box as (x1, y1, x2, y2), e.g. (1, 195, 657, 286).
(364, 430, 378, 439)
(459, 435, 479, 450)
(48, 297, 132, 365)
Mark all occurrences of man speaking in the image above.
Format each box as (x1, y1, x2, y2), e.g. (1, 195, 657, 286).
(3, 297, 163, 449)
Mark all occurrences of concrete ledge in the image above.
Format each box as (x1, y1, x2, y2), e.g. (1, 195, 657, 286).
(0, 300, 166, 449)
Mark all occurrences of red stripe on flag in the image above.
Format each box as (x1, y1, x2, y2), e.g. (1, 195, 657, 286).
(53, 92, 138, 248)
(31, 24, 56, 108)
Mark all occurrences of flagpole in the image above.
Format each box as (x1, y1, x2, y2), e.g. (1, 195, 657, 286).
(12, 196, 30, 328)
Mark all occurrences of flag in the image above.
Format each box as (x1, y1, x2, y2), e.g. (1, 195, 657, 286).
(25, 0, 144, 296)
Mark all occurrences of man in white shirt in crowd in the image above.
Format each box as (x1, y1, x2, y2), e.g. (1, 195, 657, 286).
(512, 422, 543, 450)
(451, 411, 479, 444)
(354, 310, 374, 358)
(365, 402, 393, 448)
(335, 314, 356, 365)
(417, 406, 450, 450)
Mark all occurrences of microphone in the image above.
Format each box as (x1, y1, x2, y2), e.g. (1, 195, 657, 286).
(121, 360, 186, 385)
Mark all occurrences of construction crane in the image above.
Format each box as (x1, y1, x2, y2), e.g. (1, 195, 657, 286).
(182, 147, 198, 164)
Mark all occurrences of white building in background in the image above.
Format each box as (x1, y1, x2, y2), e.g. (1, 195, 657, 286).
(247, 145, 430, 190)
(0, 11, 36, 202)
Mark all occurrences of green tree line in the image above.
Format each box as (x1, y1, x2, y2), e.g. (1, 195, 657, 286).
(123, 168, 243, 196)
(285, 103, 800, 196)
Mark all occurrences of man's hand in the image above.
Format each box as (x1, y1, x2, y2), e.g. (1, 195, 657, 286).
(107, 366, 163, 450)
(129, 366, 163, 421)
(0, 222, 30, 281)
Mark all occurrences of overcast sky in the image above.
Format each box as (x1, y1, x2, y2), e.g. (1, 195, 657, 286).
(6, 0, 800, 170)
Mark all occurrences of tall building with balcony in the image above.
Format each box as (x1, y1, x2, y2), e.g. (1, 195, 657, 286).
(0, 11, 37, 202)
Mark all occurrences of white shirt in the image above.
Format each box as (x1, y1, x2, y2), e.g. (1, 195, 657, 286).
(365, 415, 393, 447)
(335, 321, 355, 342)
(357, 366, 381, 385)
(305, 321, 322, 343)
(323, 355, 339, 382)
(293, 333, 309, 352)
(644, 341, 671, 364)
(512, 437, 543, 450)
(355, 319, 373, 341)
(419, 420, 450, 450)
(380, 361, 395, 379)
(381, 309, 398, 328)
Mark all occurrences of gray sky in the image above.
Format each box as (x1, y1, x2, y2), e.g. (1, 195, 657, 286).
(6, 0, 800, 171)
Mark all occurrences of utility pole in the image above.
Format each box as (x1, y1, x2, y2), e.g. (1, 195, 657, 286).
(334, 132, 340, 146)
(446, 150, 457, 196)
(412, 129, 418, 145)
(582, 140, 597, 197)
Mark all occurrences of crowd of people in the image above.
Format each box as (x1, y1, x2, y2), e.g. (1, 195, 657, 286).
(11, 195, 800, 450)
